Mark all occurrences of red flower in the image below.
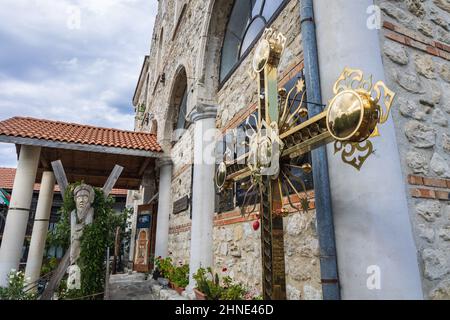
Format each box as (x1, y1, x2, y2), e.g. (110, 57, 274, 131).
(222, 267, 228, 272)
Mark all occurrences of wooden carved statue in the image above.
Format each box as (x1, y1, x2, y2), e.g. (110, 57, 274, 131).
(67, 184, 95, 290)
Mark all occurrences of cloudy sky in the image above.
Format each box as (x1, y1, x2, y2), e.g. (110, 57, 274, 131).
(0, 0, 157, 167)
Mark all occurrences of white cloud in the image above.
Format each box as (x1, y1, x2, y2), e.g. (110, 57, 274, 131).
(0, 144, 17, 168)
(0, 0, 157, 168)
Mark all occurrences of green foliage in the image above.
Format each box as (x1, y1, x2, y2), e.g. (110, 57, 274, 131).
(221, 276, 247, 300)
(46, 182, 131, 300)
(40, 257, 58, 276)
(193, 267, 222, 300)
(154, 257, 174, 279)
(193, 267, 250, 300)
(0, 270, 36, 300)
(169, 264, 189, 288)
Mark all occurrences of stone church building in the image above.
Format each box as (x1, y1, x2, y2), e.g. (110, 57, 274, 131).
(128, 0, 450, 300)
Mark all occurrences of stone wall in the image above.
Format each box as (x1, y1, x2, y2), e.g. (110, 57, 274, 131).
(130, 0, 450, 300)
(377, 0, 450, 299)
(166, 124, 193, 264)
(131, 0, 322, 300)
(212, 207, 322, 300)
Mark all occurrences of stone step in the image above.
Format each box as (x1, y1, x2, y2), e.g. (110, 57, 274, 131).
(107, 273, 190, 300)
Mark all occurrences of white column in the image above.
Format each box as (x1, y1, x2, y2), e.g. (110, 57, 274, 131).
(313, 0, 423, 299)
(187, 104, 217, 289)
(25, 171, 55, 287)
(154, 158, 173, 258)
(0, 145, 41, 287)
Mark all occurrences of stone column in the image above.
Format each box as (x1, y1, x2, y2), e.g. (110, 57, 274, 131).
(0, 145, 41, 287)
(154, 158, 173, 259)
(187, 104, 217, 289)
(24, 171, 55, 287)
(313, 0, 423, 299)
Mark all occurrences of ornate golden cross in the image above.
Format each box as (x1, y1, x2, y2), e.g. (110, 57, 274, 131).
(215, 28, 395, 300)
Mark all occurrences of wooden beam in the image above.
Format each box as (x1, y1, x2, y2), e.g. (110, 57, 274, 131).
(102, 165, 124, 197)
(40, 251, 70, 300)
(61, 167, 142, 181)
(64, 173, 140, 186)
(51, 160, 69, 197)
(138, 158, 152, 176)
(0, 135, 162, 158)
(40, 154, 50, 170)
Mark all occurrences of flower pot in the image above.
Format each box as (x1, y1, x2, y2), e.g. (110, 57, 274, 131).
(194, 288, 207, 300)
(169, 281, 175, 289)
(174, 284, 185, 295)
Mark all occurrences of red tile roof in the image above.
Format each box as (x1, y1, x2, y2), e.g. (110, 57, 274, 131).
(0, 117, 162, 152)
(0, 168, 15, 190)
(0, 167, 128, 196)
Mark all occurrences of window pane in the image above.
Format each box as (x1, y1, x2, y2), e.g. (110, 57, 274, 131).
(240, 17, 265, 56)
(251, 0, 264, 17)
(227, 0, 252, 38)
(219, 0, 286, 84)
(262, 0, 284, 21)
(220, 31, 240, 81)
(176, 88, 188, 130)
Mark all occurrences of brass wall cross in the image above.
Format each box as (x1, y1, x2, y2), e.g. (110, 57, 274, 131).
(215, 28, 395, 300)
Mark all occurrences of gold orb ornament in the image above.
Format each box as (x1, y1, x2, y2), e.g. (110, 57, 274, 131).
(326, 89, 379, 142)
(253, 39, 271, 73)
(215, 162, 227, 190)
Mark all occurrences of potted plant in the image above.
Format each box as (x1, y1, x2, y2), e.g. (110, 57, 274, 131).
(194, 288, 207, 300)
(192, 267, 249, 300)
(169, 263, 189, 295)
(192, 267, 223, 300)
(154, 256, 173, 286)
(220, 276, 247, 300)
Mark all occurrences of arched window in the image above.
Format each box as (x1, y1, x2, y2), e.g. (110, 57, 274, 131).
(219, 0, 287, 83)
(175, 87, 188, 132)
(169, 68, 188, 143)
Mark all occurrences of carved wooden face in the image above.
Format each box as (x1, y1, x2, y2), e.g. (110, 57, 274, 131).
(75, 189, 91, 213)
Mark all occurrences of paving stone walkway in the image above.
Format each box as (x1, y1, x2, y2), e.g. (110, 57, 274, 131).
(107, 272, 189, 300)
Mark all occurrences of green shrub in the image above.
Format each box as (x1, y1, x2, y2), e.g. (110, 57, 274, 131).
(154, 257, 174, 279)
(221, 276, 247, 300)
(169, 264, 189, 288)
(193, 267, 223, 300)
(193, 267, 252, 300)
(40, 257, 58, 276)
(0, 270, 36, 300)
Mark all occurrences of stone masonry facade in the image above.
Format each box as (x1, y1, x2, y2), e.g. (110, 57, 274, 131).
(130, 0, 450, 299)
(377, 0, 450, 299)
(131, 0, 322, 300)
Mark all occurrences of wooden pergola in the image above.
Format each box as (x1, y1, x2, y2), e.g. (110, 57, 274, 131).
(0, 116, 163, 294)
(0, 117, 163, 189)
